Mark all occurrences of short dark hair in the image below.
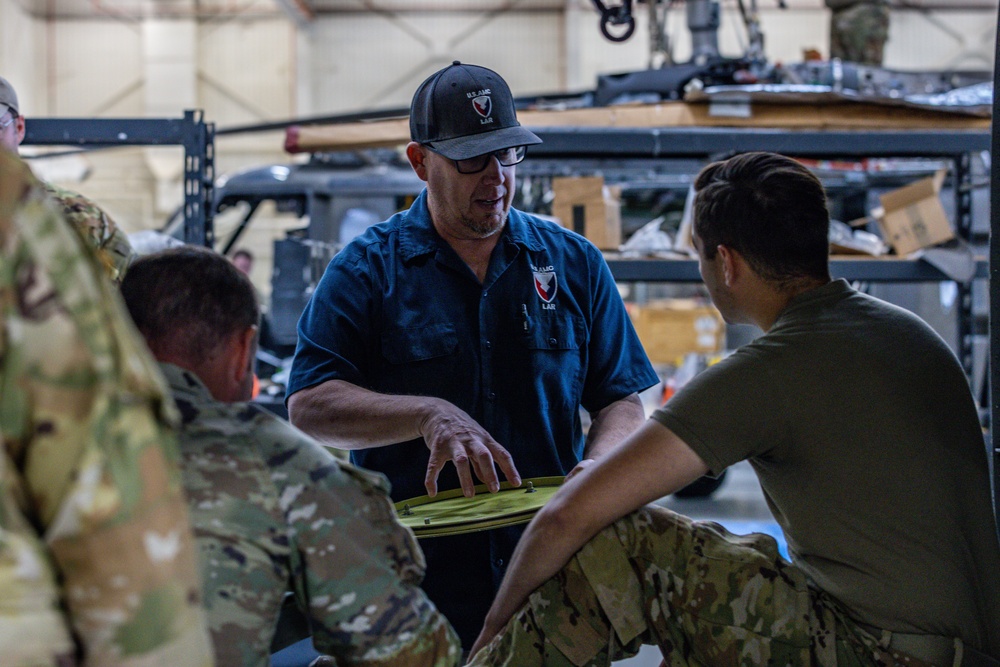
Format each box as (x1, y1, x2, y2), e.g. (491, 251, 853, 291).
(121, 246, 259, 365)
(693, 151, 831, 289)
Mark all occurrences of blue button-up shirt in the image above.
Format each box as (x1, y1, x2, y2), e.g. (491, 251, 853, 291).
(287, 189, 658, 646)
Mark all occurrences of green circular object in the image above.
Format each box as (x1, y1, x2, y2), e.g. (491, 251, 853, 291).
(395, 476, 564, 538)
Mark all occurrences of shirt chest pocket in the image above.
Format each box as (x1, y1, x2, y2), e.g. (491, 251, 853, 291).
(519, 313, 585, 351)
(381, 323, 458, 364)
(378, 324, 461, 396)
(514, 312, 587, 402)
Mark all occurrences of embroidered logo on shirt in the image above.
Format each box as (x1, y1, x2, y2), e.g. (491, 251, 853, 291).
(533, 270, 557, 303)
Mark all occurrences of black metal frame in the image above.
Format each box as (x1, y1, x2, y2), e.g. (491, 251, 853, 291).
(531, 123, 994, 518)
(990, 8, 1000, 530)
(22, 109, 216, 246)
(18, 107, 994, 517)
(528, 127, 990, 159)
(606, 257, 989, 283)
(532, 124, 988, 376)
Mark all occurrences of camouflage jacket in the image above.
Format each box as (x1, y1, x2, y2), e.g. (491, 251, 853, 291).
(42, 182, 135, 285)
(0, 152, 214, 667)
(162, 363, 461, 667)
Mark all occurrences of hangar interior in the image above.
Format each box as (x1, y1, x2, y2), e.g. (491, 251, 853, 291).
(2, 1, 999, 665)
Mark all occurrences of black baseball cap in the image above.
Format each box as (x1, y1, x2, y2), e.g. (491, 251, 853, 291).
(409, 61, 542, 161)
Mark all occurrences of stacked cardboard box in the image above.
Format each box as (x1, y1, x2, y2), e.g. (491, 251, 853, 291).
(873, 169, 954, 256)
(629, 299, 725, 364)
(551, 176, 622, 251)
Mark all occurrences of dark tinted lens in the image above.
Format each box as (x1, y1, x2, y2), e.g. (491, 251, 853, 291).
(496, 145, 526, 166)
(455, 154, 490, 173)
(453, 146, 526, 174)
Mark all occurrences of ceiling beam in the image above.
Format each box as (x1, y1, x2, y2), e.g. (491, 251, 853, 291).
(273, 0, 315, 26)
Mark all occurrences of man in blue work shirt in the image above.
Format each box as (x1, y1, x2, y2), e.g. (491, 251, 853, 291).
(286, 61, 659, 649)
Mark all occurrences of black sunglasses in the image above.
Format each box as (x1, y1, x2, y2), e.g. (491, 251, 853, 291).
(427, 145, 527, 174)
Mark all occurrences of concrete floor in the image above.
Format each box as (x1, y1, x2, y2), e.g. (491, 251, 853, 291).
(272, 460, 779, 667)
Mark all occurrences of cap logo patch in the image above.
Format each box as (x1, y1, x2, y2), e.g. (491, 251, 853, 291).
(533, 270, 557, 303)
(472, 95, 492, 120)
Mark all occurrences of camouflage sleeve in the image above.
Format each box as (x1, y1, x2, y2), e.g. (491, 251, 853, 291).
(1, 159, 83, 666)
(42, 182, 136, 284)
(0, 190, 77, 664)
(2, 160, 213, 666)
(273, 436, 460, 666)
(95, 219, 136, 285)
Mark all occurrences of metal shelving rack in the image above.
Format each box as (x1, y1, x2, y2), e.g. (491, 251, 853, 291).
(18, 109, 995, 518)
(530, 124, 995, 519)
(604, 256, 990, 283)
(990, 30, 1000, 530)
(22, 109, 216, 246)
(529, 127, 990, 159)
(530, 125, 989, 380)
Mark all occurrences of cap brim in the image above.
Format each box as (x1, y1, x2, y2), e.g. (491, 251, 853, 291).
(428, 125, 542, 161)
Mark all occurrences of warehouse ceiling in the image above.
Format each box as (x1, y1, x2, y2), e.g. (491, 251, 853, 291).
(16, 0, 288, 20)
(13, 0, 568, 20)
(11, 0, 999, 21)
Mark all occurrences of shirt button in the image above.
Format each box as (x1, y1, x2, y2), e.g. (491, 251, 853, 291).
(488, 392, 496, 401)
(494, 558, 504, 568)
(548, 338, 558, 346)
(485, 340, 492, 349)
(482, 291, 488, 299)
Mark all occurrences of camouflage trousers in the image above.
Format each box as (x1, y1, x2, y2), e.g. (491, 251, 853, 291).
(830, 3, 890, 66)
(469, 506, 943, 667)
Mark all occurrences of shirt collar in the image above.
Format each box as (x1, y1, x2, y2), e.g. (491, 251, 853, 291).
(159, 362, 214, 402)
(504, 207, 545, 253)
(397, 188, 545, 263)
(775, 278, 851, 324)
(786, 278, 850, 308)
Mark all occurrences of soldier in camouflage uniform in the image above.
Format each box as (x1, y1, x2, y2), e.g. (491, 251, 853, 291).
(468, 153, 1000, 666)
(120, 246, 461, 667)
(826, 0, 890, 66)
(0, 150, 213, 665)
(0, 75, 136, 284)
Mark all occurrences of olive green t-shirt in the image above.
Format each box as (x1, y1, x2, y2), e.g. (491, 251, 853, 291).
(653, 279, 1000, 658)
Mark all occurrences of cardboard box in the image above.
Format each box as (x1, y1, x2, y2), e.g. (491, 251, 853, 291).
(629, 299, 725, 364)
(875, 170, 954, 256)
(551, 176, 623, 250)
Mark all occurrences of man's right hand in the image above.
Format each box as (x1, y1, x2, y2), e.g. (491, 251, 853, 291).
(419, 399, 521, 497)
